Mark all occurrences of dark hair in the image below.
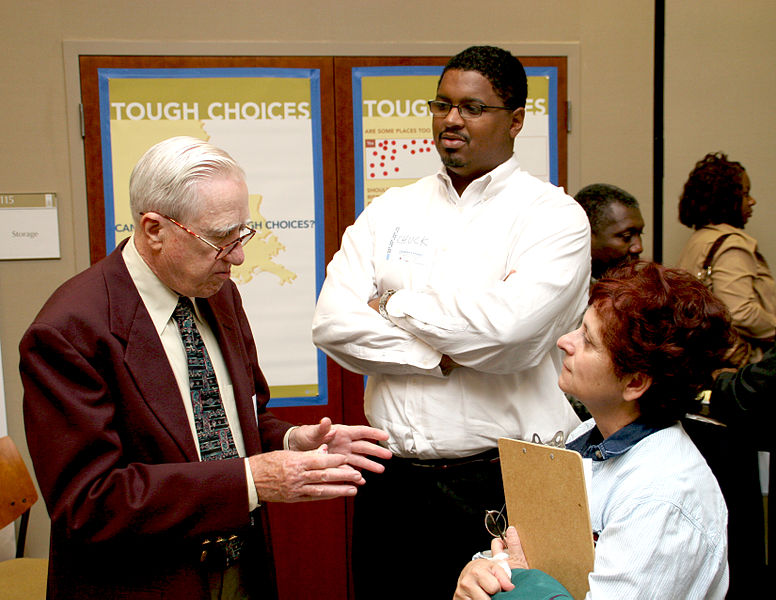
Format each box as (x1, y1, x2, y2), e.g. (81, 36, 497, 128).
(574, 183, 639, 235)
(590, 261, 733, 423)
(441, 46, 528, 109)
(678, 152, 747, 229)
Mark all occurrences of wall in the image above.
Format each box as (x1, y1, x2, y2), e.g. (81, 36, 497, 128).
(663, 1, 776, 267)
(0, 0, 679, 559)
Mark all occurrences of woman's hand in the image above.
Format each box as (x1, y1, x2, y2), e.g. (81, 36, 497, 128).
(453, 527, 529, 599)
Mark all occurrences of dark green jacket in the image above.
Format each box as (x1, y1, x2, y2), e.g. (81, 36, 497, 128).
(492, 569, 573, 600)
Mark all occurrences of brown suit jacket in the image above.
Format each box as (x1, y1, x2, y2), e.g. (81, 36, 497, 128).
(20, 241, 290, 599)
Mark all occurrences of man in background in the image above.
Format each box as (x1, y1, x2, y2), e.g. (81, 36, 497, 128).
(20, 136, 390, 599)
(574, 183, 644, 279)
(312, 46, 590, 598)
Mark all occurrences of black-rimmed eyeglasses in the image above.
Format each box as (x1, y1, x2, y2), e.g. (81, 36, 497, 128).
(141, 212, 256, 260)
(427, 100, 514, 119)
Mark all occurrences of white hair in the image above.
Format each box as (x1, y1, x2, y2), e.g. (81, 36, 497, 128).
(129, 136, 245, 224)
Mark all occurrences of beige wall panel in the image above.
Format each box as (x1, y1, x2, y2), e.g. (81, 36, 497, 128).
(664, 1, 776, 268)
(578, 0, 655, 260)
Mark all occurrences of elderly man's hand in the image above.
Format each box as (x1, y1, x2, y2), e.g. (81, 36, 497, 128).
(289, 417, 392, 473)
(248, 447, 368, 502)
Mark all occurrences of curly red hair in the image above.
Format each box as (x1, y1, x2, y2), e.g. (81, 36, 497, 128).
(590, 262, 734, 423)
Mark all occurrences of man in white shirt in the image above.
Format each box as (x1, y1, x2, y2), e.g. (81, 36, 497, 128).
(20, 136, 390, 599)
(312, 46, 590, 598)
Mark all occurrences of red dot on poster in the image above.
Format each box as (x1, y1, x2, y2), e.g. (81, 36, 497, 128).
(395, 167, 399, 172)
(370, 173, 375, 178)
(373, 151, 378, 156)
(403, 144, 408, 149)
(383, 171, 388, 176)
(390, 156, 395, 160)
(380, 162, 384, 167)
(411, 150, 416, 154)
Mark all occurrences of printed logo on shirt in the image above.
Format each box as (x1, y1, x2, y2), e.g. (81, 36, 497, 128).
(386, 226, 432, 266)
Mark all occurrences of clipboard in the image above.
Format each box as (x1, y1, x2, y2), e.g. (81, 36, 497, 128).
(498, 437, 595, 600)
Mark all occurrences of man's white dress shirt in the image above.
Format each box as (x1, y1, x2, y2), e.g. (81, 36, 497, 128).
(313, 156, 591, 458)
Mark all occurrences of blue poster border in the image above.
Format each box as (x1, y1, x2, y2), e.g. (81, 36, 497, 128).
(97, 67, 327, 408)
(527, 66, 559, 185)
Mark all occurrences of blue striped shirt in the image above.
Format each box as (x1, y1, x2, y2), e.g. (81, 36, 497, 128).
(567, 419, 728, 599)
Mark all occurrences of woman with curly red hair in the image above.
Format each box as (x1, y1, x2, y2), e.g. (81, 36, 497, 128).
(455, 262, 731, 599)
(677, 152, 776, 365)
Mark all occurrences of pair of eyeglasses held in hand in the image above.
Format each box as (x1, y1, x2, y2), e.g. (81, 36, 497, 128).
(485, 503, 508, 548)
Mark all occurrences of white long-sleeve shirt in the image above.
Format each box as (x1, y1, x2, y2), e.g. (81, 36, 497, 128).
(313, 156, 591, 458)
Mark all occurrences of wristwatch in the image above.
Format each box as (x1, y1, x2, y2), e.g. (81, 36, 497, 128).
(378, 289, 397, 319)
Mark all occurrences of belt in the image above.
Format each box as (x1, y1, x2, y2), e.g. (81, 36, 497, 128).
(199, 510, 259, 569)
(391, 447, 500, 471)
(200, 534, 243, 569)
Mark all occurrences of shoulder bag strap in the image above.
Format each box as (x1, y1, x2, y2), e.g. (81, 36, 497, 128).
(702, 233, 734, 271)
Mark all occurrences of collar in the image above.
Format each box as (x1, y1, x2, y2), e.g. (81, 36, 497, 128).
(566, 418, 669, 461)
(436, 154, 520, 205)
(122, 235, 201, 334)
(699, 222, 755, 242)
(698, 224, 759, 257)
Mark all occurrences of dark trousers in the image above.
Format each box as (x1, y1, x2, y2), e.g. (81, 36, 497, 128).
(352, 450, 505, 600)
(682, 418, 767, 597)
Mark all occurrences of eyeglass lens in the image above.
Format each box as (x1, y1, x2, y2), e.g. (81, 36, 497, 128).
(485, 504, 508, 541)
(215, 229, 255, 260)
(428, 101, 485, 119)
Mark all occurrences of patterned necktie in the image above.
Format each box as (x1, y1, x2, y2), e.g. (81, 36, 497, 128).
(172, 296, 238, 461)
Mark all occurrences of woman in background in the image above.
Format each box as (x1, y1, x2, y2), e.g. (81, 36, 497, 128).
(677, 153, 771, 597)
(677, 152, 776, 365)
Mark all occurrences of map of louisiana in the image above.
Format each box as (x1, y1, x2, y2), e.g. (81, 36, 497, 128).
(231, 193, 297, 286)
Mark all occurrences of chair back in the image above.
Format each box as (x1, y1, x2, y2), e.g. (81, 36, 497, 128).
(0, 436, 39, 557)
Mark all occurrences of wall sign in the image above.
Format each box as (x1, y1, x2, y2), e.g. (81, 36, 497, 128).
(0, 193, 60, 260)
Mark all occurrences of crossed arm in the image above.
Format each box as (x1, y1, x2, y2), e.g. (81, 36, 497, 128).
(313, 199, 591, 378)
